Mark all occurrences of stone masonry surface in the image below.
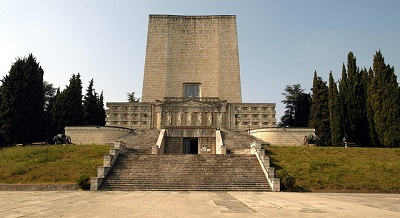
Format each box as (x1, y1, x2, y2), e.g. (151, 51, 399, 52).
(142, 15, 242, 103)
(1, 191, 399, 217)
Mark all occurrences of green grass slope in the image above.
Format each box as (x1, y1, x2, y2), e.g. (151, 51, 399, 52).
(0, 144, 109, 184)
(266, 146, 400, 192)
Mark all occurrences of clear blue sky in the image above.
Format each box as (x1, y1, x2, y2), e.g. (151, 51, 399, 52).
(1, 0, 400, 120)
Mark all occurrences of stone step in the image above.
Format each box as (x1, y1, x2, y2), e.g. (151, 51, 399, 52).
(100, 153, 271, 191)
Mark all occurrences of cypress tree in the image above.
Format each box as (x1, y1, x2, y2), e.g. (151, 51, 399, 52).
(339, 64, 349, 139)
(369, 51, 400, 147)
(0, 54, 45, 144)
(328, 72, 343, 146)
(64, 74, 84, 126)
(52, 88, 67, 134)
(295, 92, 311, 127)
(83, 79, 98, 125)
(346, 52, 369, 146)
(52, 74, 84, 134)
(43, 81, 57, 142)
(309, 71, 331, 145)
(96, 91, 106, 126)
(364, 68, 379, 146)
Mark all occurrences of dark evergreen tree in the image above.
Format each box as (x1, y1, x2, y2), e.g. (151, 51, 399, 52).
(309, 71, 331, 145)
(43, 81, 57, 143)
(365, 68, 379, 146)
(52, 74, 84, 134)
(64, 74, 84, 126)
(280, 84, 311, 127)
(83, 79, 98, 125)
(127, 91, 140, 102)
(52, 88, 67, 134)
(344, 52, 369, 146)
(0, 54, 45, 144)
(328, 72, 343, 146)
(338, 64, 349, 138)
(296, 93, 312, 127)
(369, 51, 400, 147)
(83, 79, 106, 126)
(0, 89, 4, 146)
(96, 91, 106, 126)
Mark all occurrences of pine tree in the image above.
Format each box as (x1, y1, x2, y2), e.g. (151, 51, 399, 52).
(369, 51, 400, 147)
(328, 72, 343, 146)
(309, 71, 331, 145)
(280, 84, 311, 127)
(0, 54, 45, 144)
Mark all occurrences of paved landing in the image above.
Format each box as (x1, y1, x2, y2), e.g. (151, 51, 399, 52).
(0, 191, 399, 217)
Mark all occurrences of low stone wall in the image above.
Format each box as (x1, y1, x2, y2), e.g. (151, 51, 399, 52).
(250, 127, 315, 146)
(0, 184, 78, 191)
(65, 126, 133, 145)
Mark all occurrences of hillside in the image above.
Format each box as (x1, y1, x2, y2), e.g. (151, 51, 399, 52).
(266, 146, 400, 192)
(0, 144, 109, 184)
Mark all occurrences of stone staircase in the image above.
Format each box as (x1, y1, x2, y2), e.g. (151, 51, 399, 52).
(117, 129, 160, 154)
(221, 130, 268, 153)
(100, 152, 271, 191)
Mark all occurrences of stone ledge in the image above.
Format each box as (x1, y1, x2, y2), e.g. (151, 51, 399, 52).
(0, 184, 78, 191)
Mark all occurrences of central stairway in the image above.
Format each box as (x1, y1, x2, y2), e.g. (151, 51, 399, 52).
(100, 151, 271, 191)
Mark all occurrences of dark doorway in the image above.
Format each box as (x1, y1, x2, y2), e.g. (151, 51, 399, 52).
(183, 138, 198, 154)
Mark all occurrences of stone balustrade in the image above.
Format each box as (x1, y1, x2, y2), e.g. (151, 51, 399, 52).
(250, 142, 280, 192)
(90, 141, 127, 191)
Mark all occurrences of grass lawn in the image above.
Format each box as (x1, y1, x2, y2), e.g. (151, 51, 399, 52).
(0, 144, 109, 184)
(266, 146, 400, 192)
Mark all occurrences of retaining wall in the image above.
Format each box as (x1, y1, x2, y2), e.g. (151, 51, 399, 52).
(250, 127, 315, 146)
(65, 126, 133, 145)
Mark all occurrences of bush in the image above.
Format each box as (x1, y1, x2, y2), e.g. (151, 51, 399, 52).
(276, 170, 295, 191)
(77, 175, 90, 190)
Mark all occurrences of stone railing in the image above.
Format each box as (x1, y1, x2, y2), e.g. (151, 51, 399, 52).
(215, 130, 226, 154)
(152, 129, 165, 154)
(90, 141, 127, 190)
(250, 142, 280, 192)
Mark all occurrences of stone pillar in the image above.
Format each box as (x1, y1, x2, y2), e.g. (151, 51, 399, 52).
(267, 167, 275, 179)
(272, 178, 280, 192)
(152, 145, 160, 154)
(156, 112, 161, 129)
(263, 156, 270, 167)
(90, 177, 102, 191)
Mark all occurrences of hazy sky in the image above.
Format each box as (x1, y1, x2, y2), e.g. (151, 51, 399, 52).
(1, 0, 399, 119)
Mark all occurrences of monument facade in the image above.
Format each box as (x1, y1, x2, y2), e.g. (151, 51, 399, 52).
(105, 15, 276, 154)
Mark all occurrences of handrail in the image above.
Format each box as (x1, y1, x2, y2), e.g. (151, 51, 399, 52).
(250, 142, 280, 192)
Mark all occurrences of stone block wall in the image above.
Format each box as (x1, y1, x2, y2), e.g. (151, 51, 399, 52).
(106, 102, 152, 129)
(65, 126, 133, 145)
(250, 128, 315, 146)
(106, 101, 277, 131)
(142, 15, 242, 103)
(230, 103, 277, 130)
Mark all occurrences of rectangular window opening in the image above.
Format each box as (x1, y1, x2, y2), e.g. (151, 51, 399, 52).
(184, 84, 200, 98)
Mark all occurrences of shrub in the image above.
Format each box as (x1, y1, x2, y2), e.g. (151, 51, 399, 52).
(77, 175, 90, 190)
(276, 169, 295, 191)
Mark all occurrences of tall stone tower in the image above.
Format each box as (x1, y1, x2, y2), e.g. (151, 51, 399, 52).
(141, 15, 242, 103)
